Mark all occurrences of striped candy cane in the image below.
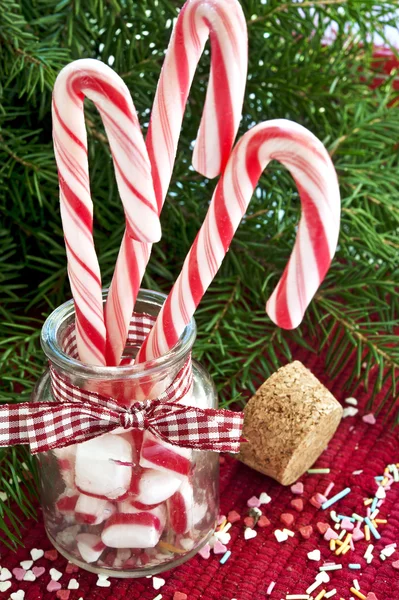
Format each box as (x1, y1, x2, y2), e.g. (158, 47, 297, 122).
(104, 0, 248, 365)
(136, 119, 341, 362)
(52, 59, 160, 365)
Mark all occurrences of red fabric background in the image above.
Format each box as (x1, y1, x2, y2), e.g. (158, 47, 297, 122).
(1, 347, 398, 600)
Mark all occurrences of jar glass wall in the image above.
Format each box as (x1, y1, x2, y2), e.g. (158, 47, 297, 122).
(33, 289, 219, 577)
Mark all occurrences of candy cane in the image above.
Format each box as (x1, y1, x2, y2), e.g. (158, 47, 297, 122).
(104, 0, 248, 365)
(136, 119, 341, 362)
(52, 59, 160, 365)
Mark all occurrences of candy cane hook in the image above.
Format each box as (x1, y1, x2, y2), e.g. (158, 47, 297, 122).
(52, 59, 160, 365)
(136, 119, 341, 362)
(104, 0, 248, 365)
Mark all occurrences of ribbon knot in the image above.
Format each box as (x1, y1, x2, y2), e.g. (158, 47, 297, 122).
(121, 401, 152, 430)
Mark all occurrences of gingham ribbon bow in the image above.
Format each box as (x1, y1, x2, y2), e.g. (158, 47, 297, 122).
(0, 377, 243, 454)
(0, 314, 243, 454)
(0, 313, 244, 454)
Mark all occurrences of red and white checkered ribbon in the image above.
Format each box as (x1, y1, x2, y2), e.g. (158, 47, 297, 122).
(0, 313, 244, 454)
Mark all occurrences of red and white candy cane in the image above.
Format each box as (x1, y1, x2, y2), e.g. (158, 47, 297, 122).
(52, 59, 160, 365)
(104, 0, 248, 365)
(136, 119, 341, 362)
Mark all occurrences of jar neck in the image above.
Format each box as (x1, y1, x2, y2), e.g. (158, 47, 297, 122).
(41, 289, 197, 404)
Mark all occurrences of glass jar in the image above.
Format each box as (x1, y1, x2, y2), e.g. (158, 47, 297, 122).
(33, 289, 219, 577)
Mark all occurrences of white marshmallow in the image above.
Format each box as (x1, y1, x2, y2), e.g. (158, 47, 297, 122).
(102, 504, 166, 549)
(75, 433, 132, 499)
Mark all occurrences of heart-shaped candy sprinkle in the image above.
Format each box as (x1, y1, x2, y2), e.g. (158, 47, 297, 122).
(259, 492, 271, 505)
(280, 513, 294, 527)
(291, 498, 304, 512)
(352, 528, 365, 542)
(324, 527, 339, 541)
(153, 577, 166, 590)
(30, 548, 44, 561)
(247, 496, 261, 508)
(50, 568, 63, 581)
(274, 529, 288, 543)
(299, 525, 313, 539)
(12, 568, 26, 581)
(213, 540, 227, 555)
(32, 566, 45, 578)
(173, 593, 188, 600)
(316, 522, 330, 535)
(65, 562, 79, 574)
(258, 515, 271, 528)
(307, 549, 321, 561)
(198, 544, 211, 559)
(0, 567, 12, 581)
(291, 482, 304, 495)
(10, 591, 25, 600)
(23, 570, 36, 582)
(47, 580, 62, 592)
(362, 413, 376, 425)
(44, 549, 58, 561)
(341, 518, 354, 531)
(56, 590, 70, 600)
(216, 531, 231, 545)
(68, 578, 79, 590)
(244, 516, 255, 528)
(244, 528, 257, 540)
(317, 571, 330, 584)
(0, 581, 12, 592)
(392, 560, 399, 570)
(227, 510, 241, 523)
(20, 561, 33, 570)
(366, 593, 379, 600)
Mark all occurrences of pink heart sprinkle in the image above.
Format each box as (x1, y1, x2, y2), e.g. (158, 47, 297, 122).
(352, 528, 365, 542)
(324, 527, 339, 541)
(217, 515, 226, 525)
(280, 513, 295, 527)
(363, 413, 376, 425)
(367, 592, 379, 600)
(213, 540, 227, 555)
(290, 482, 304, 495)
(247, 496, 261, 508)
(341, 518, 355, 531)
(392, 560, 399, 570)
(12, 568, 26, 581)
(32, 566, 45, 578)
(198, 544, 211, 559)
(47, 580, 62, 592)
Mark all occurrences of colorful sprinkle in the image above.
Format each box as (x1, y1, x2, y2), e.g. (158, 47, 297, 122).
(308, 468, 331, 474)
(364, 517, 381, 540)
(219, 550, 231, 564)
(319, 564, 342, 571)
(350, 588, 366, 600)
(322, 488, 351, 509)
(266, 581, 276, 595)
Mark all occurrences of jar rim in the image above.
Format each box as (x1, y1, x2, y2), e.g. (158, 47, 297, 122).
(41, 288, 197, 379)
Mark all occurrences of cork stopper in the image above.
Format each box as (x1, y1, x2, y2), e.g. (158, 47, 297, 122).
(237, 361, 343, 485)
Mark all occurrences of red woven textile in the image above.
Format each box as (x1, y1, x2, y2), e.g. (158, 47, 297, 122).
(1, 348, 398, 600)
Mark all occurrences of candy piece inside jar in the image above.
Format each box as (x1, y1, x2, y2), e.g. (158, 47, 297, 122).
(102, 503, 166, 548)
(75, 433, 133, 499)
